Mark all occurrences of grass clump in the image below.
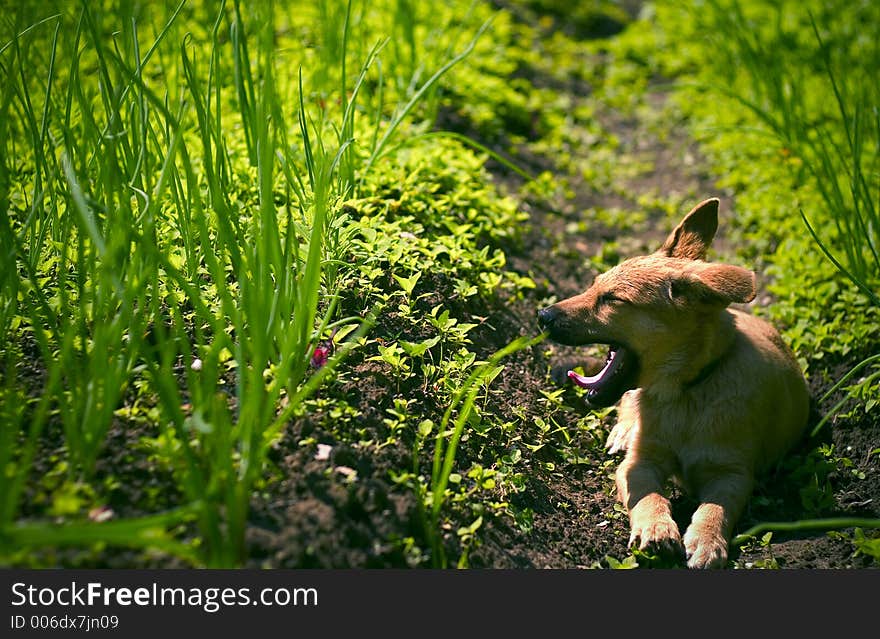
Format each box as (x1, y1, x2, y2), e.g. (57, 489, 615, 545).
(0, 0, 530, 567)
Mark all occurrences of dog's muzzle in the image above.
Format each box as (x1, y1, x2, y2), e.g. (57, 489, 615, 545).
(537, 304, 639, 408)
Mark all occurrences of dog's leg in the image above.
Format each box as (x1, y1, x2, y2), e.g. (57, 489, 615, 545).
(683, 472, 752, 569)
(606, 391, 640, 453)
(616, 452, 681, 555)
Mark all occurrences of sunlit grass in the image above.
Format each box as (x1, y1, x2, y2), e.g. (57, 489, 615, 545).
(702, 0, 878, 305)
(0, 0, 500, 567)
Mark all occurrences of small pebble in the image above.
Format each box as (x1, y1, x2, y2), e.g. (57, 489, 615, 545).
(336, 466, 356, 479)
(315, 444, 332, 461)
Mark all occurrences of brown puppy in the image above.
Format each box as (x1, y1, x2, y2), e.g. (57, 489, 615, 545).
(538, 198, 809, 568)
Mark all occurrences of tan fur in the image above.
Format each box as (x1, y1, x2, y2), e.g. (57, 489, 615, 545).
(542, 198, 810, 568)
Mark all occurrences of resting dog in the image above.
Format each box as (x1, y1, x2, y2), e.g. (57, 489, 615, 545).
(537, 198, 809, 568)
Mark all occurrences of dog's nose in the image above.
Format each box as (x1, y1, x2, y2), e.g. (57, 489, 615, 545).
(537, 306, 558, 330)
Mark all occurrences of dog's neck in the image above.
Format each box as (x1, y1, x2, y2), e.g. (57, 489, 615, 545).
(638, 308, 737, 400)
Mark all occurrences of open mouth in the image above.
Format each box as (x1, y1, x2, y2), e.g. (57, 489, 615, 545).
(567, 344, 639, 408)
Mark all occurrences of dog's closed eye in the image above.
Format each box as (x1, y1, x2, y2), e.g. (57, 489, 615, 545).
(598, 292, 626, 306)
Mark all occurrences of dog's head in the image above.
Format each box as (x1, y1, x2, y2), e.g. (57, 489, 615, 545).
(538, 198, 756, 406)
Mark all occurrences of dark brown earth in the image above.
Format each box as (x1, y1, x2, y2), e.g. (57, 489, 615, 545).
(16, 4, 879, 571)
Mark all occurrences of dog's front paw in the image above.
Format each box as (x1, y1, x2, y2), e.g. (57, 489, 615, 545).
(629, 514, 683, 556)
(683, 525, 729, 569)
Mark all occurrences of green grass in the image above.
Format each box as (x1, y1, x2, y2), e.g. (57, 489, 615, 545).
(0, 0, 525, 567)
(696, 0, 879, 305)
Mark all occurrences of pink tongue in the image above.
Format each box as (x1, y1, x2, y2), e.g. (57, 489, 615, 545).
(568, 351, 617, 389)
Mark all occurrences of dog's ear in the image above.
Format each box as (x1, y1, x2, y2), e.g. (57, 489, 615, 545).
(659, 198, 719, 260)
(669, 263, 757, 306)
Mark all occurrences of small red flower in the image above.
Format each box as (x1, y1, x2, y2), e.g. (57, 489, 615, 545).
(310, 328, 338, 368)
(311, 344, 331, 368)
